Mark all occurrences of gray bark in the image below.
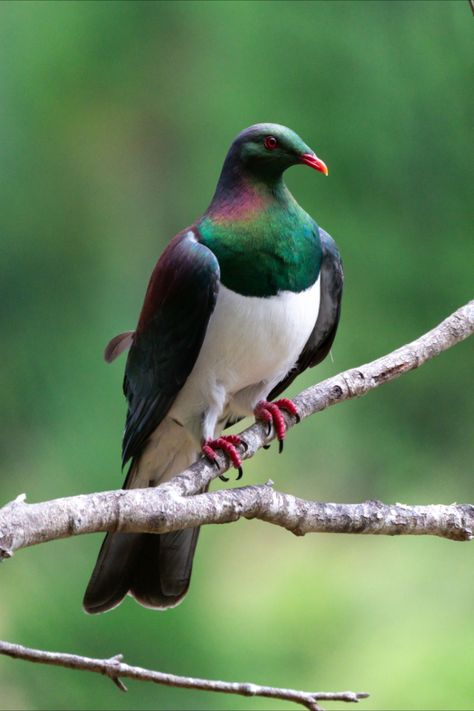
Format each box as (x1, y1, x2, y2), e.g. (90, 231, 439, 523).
(0, 640, 368, 711)
(0, 300, 472, 559)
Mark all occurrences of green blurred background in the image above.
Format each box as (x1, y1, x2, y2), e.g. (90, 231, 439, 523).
(1, 1, 473, 709)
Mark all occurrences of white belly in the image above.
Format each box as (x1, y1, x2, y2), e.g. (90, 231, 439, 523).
(170, 278, 320, 441)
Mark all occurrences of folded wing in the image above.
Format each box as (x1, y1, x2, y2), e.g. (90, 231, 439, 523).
(122, 231, 220, 466)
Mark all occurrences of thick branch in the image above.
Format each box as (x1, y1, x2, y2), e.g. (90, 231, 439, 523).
(0, 641, 368, 711)
(0, 301, 472, 558)
(1, 489, 473, 560)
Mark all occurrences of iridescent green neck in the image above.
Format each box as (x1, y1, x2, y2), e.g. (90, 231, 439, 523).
(198, 176, 322, 297)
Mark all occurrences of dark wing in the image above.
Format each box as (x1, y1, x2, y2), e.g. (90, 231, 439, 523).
(268, 227, 343, 401)
(121, 231, 220, 466)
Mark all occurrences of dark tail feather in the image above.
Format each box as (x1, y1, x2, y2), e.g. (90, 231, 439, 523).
(83, 527, 200, 614)
(131, 528, 201, 609)
(82, 531, 143, 614)
(83, 425, 200, 614)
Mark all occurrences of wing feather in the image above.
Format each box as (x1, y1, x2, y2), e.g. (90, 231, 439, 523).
(121, 231, 220, 465)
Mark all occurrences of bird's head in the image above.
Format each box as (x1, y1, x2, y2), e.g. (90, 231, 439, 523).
(228, 123, 328, 180)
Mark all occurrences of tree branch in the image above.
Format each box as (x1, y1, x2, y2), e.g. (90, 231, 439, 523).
(1, 301, 472, 709)
(0, 640, 368, 711)
(1, 487, 473, 561)
(0, 300, 472, 558)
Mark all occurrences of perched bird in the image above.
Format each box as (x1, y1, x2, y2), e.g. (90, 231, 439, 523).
(83, 123, 343, 614)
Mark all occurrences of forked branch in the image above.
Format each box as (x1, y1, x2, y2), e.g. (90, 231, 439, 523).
(0, 300, 472, 557)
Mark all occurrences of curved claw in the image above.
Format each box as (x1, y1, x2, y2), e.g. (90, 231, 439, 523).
(201, 436, 244, 480)
(254, 398, 300, 451)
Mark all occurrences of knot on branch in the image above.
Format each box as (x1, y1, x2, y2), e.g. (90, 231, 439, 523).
(104, 653, 127, 692)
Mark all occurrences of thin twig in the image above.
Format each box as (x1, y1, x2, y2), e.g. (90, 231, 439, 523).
(0, 640, 369, 711)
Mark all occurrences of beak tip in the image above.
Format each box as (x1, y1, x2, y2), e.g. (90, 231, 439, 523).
(300, 152, 329, 176)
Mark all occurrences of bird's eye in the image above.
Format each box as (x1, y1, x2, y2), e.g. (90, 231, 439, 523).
(264, 136, 278, 151)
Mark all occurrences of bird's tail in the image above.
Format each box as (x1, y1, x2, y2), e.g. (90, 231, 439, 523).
(83, 421, 199, 614)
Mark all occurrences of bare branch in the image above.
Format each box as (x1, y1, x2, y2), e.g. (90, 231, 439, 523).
(0, 301, 472, 558)
(0, 302, 472, 710)
(1, 484, 474, 559)
(0, 640, 368, 711)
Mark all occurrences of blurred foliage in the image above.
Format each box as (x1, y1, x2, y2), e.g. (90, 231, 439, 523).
(0, 1, 473, 709)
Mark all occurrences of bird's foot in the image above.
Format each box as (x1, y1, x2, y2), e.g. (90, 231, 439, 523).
(201, 435, 245, 482)
(254, 398, 300, 453)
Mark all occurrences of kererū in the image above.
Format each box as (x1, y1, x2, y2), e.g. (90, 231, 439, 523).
(83, 123, 343, 614)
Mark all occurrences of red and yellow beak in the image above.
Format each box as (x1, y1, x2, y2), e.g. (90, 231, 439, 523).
(300, 152, 329, 176)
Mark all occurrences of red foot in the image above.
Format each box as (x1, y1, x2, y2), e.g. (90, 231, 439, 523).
(254, 398, 300, 453)
(202, 435, 244, 481)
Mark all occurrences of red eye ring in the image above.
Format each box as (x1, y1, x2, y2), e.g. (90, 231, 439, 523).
(264, 135, 278, 151)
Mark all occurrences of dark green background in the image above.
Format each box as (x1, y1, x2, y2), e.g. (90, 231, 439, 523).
(1, 1, 473, 709)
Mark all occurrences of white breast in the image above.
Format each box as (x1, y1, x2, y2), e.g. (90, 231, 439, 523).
(170, 277, 320, 441)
